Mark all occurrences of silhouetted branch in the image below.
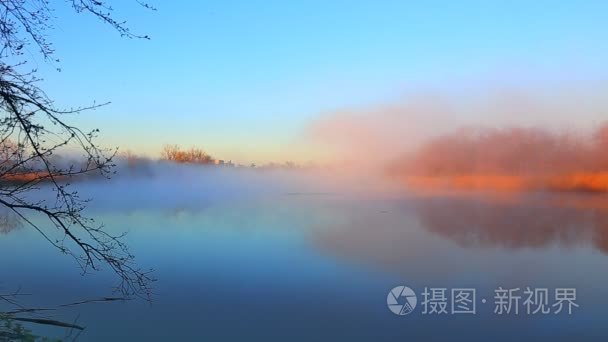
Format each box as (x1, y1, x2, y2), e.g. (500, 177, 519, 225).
(0, 1, 155, 299)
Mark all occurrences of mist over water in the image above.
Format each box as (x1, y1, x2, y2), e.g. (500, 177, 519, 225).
(2, 160, 608, 340)
(5, 87, 608, 341)
(2, 0, 607, 340)
(307, 89, 608, 177)
(303, 88, 608, 196)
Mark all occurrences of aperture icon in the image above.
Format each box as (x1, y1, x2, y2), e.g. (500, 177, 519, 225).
(387, 286, 417, 315)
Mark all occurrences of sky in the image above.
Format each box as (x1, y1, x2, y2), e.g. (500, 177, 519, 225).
(35, 0, 608, 163)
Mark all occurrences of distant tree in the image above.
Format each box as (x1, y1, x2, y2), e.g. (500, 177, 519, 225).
(594, 122, 608, 169)
(0, 1, 155, 298)
(596, 122, 608, 146)
(161, 144, 214, 164)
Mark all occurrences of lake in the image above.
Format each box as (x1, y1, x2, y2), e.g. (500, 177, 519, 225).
(2, 168, 608, 341)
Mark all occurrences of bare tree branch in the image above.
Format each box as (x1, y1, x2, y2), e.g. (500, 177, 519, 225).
(0, 1, 155, 299)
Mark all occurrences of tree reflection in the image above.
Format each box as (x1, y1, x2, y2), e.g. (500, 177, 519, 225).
(0, 210, 21, 235)
(312, 193, 608, 273)
(412, 194, 608, 253)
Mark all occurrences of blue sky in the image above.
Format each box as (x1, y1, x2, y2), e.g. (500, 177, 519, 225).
(37, 0, 608, 162)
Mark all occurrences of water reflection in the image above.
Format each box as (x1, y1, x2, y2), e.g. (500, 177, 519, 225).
(313, 193, 608, 275)
(3, 189, 608, 341)
(0, 210, 21, 235)
(413, 193, 608, 253)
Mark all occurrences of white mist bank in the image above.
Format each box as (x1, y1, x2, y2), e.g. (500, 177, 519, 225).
(58, 161, 398, 214)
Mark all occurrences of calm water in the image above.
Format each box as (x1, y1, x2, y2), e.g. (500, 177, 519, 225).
(2, 170, 608, 341)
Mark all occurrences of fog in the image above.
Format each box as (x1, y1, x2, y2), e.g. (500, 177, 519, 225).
(55, 161, 397, 215)
(387, 123, 608, 191)
(306, 87, 608, 192)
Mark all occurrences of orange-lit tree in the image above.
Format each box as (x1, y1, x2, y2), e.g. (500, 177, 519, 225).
(161, 144, 214, 164)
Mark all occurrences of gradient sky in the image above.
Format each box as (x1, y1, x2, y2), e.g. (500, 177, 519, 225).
(36, 0, 608, 163)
